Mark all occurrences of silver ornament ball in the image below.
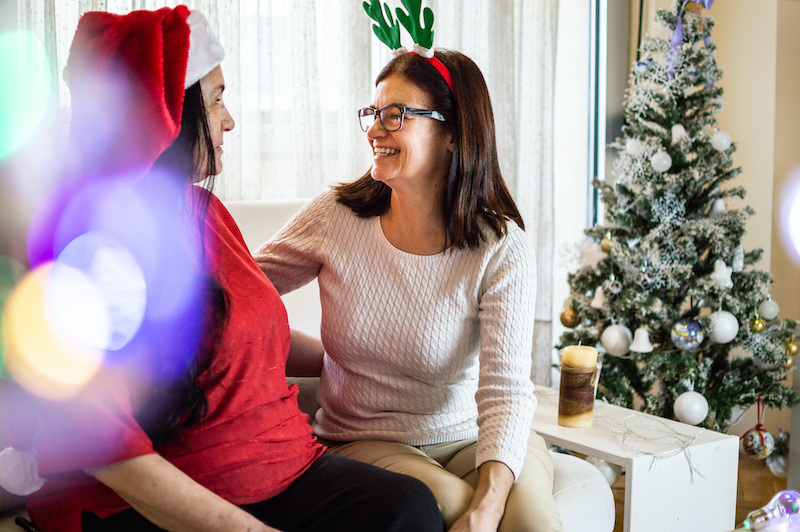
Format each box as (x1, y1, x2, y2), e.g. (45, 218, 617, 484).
(650, 150, 672, 173)
(711, 130, 731, 152)
(601, 324, 633, 357)
(758, 298, 780, 320)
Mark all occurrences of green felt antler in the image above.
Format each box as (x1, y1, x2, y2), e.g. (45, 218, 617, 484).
(362, 0, 402, 51)
(395, 0, 434, 50)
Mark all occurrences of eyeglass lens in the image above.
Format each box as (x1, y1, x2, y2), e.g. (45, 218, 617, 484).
(359, 106, 404, 132)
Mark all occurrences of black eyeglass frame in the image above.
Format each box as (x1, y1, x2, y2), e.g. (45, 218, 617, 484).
(357, 105, 446, 132)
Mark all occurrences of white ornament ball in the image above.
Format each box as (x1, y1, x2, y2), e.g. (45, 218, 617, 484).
(601, 324, 633, 356)
(758, 298, 780, 320)
(626, 138, 647, 157)
(673, 391, 709, 425)
(650, 150, 672, 173)
(711, 130, 731, 152)
(708, 310, 739, 344)
(585, 456, 623, 486)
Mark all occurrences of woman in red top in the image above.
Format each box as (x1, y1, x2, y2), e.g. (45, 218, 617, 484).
(21, 6, 444, 532)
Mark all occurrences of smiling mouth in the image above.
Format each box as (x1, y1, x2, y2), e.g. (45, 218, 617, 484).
(374, 147, 399, 157)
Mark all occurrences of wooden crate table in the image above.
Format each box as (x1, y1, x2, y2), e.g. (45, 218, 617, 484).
(532, 387, 739, 531)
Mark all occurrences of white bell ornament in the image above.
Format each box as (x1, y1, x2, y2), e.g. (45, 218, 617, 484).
(709, 198, 726, 216)
(590, 285, 607, 309)
(629, 326, 654, 353)
(670, 124, 688, 145)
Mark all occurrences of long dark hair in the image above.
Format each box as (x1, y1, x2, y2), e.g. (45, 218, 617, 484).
(335, 50, 524, 249)
(137, 81, 230, 447)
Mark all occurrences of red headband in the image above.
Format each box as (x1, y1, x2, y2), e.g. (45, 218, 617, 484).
(410, 51, 455, 97)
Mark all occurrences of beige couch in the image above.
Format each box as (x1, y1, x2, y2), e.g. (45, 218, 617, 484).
(0, 200, 615, 531)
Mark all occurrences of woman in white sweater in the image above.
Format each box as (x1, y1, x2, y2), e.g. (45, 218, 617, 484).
(255, 49, 561, 532)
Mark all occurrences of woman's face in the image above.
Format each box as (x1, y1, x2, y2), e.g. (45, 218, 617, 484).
(197, 65, 235, 181)
(366, 74, 452, 193)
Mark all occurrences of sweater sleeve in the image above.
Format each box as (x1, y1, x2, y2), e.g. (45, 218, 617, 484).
(474, 226, 537, 478)
(252, 192, 333, 295)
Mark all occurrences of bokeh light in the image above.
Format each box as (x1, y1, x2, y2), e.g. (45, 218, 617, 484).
(4, 264, 105, 400)
(20, 169, 208, 397)
(51, 231, 147, 351)
(0, 313, 7, 378)
(0, 256, 26, 378)
(0, 31, 52, 162)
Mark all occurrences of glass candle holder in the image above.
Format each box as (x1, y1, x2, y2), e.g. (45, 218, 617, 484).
(558, 346, 600, 428)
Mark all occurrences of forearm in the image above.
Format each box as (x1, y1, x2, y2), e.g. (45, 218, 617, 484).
(286, 328, 324, 377)
(450, 460, 514, 531)
(86, 454, 276, 532)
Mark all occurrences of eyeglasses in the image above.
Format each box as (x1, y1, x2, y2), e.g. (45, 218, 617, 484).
(357, 105, 446, 132)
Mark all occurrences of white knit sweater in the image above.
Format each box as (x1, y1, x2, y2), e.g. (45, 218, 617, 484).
(254, 191, 537, 476)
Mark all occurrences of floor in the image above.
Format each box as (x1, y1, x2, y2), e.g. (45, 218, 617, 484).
(610, 455, 786, 531)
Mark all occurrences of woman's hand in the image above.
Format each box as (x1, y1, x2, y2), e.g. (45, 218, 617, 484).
(448, 461, 513, 532)
(86, 454, 278, 531)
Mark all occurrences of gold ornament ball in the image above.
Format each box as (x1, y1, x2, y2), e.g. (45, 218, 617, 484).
(600, 236, 613, 253)
(788, 341, 799, 357)
(750, 318, 766, 333)
(783, 356, 795, 370)
(560, 306, 580, 328)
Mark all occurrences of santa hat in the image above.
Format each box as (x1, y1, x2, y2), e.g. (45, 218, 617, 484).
(65, 5, 224, 176)
(185, 11, 225, 89)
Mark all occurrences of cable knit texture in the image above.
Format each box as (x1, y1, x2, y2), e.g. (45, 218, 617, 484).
(254, 191, 537, 477)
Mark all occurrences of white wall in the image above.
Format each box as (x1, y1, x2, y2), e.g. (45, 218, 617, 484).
(224, 200, 322, 337)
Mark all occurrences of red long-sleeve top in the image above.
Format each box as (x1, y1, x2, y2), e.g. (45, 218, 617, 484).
(27, 189, 324, 531)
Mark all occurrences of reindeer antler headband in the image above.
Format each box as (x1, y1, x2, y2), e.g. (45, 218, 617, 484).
(363, 0, 454, 97)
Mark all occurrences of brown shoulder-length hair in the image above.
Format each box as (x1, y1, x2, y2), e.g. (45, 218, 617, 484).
(334, 49, 524, 249)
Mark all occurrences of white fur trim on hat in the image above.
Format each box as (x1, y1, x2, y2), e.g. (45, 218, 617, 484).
(185, 10, 225, 88)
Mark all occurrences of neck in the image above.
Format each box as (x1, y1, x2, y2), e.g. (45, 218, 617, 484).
(381, 186, 446, 255)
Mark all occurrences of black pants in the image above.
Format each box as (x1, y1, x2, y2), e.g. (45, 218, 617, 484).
(82, 453, 445, 532)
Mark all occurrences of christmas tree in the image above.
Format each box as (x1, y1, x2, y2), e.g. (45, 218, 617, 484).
(556, 0, 799, 433)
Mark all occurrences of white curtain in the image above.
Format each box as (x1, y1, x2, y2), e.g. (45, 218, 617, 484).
(18, 0, 559, 384)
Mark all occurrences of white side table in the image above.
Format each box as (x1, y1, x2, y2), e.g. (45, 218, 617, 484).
(532, 387, 739, 532)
